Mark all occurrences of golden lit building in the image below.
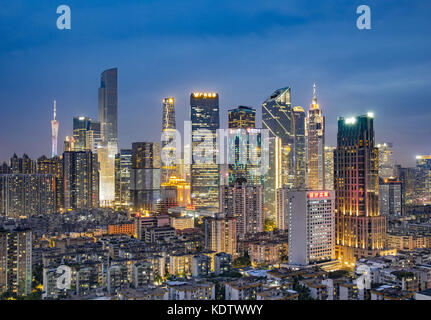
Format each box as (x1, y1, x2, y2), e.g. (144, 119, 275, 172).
(334, 114, 388, 266)
(306, 84, 325, 190)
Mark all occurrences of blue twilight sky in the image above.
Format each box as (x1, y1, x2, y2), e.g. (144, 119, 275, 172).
(0, 0, 430, 166)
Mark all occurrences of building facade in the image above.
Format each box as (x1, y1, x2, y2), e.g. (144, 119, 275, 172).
(306, 84, 325, 190)
(190, 92, 220, 208)
(334, 114, 387, 265)
(287, 190, 335, 266)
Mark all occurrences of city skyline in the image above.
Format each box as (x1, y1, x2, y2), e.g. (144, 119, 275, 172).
(1, 1, 431, 166)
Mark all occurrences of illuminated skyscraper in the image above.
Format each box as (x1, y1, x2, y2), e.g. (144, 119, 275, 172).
(227, 106, 261, 186)
(51, 100, 59, 158)
(306, 84, 325, 190)
(190, 92, 220, 208)
(377, 143, 395, 179)
(130, 142, 160, 212)
(63, 136, 75, 152)
(98, 68, 118, 203)
(98, 68, 118, 145)
(114, 149, 132, 206)
(415, 155, 431, 204)
(228, 106, 256, 129)
(264, 136, 282, 222)
(379, 177, 402, 216)
(72, 117, 101, 153)
(324, 146, 336, 190)
(293, 106, 306, 188)
(334, 114, 387, 265)
(262, 87, 294, 188)
(161, 97, 176, 184)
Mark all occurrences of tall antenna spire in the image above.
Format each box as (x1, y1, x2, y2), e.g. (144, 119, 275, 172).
(51, 100, 59, 157)
(312, 83, 317, 105)
(53, 100, 57, 121)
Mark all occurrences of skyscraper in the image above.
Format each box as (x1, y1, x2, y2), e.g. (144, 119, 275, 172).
(324, 146, 336, 190)
(379, 178, 402, 216)
(264, 136, 282, 222)
(293, 106, 306, 188)
(306, 84, 325, 190)
(114, 149, 132, 206)
(228, 106, 256, 129)
(98, 68, 118, 145)
(415, 155, 431, 204)
(227, 106, 261, 186)
(161, 97, 176, 184)
(262, 87, 294, 188)
(190, 92, 220, 208)
(63, 150, 99, 210)
(334, 114, 387, 265)
(377, 143, 395, 179)
(130, 142, 160, 212)
(98, 68, 118, 203)
(51, 100, 59, 158)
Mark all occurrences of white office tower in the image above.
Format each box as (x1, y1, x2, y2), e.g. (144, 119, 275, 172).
(288, 190, 335, 266)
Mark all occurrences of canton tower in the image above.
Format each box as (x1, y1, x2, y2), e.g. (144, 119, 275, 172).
(51, 100, 59, 157)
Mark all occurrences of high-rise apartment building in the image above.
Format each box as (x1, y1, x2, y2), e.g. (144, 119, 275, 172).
(0, 174, 57, 217)
(161, 97, 177, 184)
(306, 84, 325, 190)
(334, 114, 387, 265)
(204, 213, 237, 257)
(0, 227, 32, 296)
(63, 150, 99, 210)
(287, 190, 335, 266)
(130, 142, 160, 212)
(377, 143, 395, 179)
(379, 178, 402, 216)
(114, 149, 132, 206)
(10, 154, 36, 174)
(219, 178, 264, 240)
(190, 92, 220, 208)
(37, 155, 64, 210)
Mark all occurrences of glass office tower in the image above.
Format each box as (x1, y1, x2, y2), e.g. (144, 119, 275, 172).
(190, 92, 220, 208)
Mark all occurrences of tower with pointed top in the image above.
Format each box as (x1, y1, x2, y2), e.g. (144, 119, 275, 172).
(51, 100, 59, 158)
(306, 84, 325, 190)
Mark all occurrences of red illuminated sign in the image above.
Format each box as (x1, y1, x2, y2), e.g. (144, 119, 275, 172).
(307, 191, 330, 199)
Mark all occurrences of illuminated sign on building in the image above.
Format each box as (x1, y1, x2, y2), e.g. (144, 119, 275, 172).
(307, 191, 330, 199)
